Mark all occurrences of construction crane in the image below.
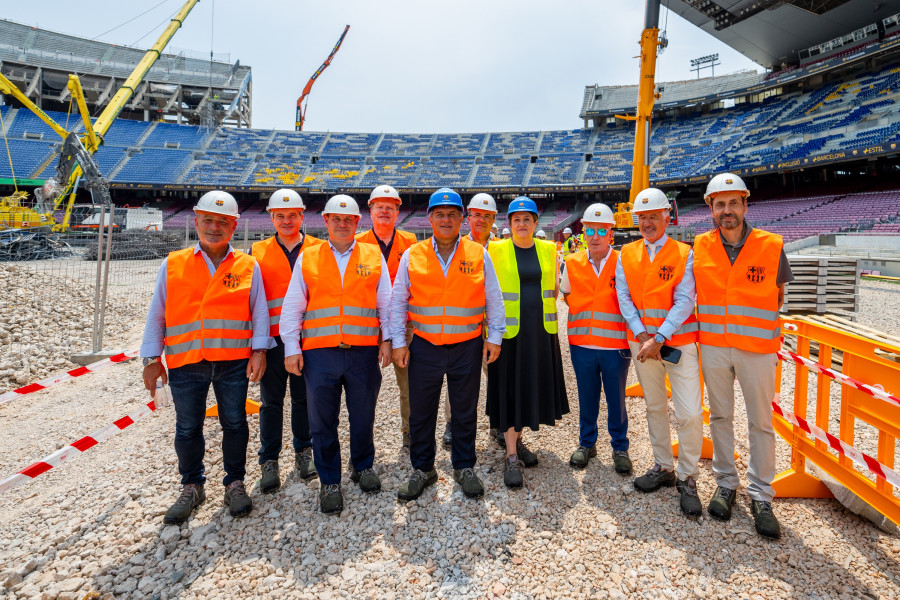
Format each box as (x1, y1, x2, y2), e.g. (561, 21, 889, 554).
(0, 0, 199, 231)
(295, 25, 350, 131)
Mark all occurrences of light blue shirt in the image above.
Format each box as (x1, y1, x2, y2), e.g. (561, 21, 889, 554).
(615, 234, 696, 342)
(390, 235, 506, 348)
(279, 240, 393, 357)
(140, 243, 271, 358)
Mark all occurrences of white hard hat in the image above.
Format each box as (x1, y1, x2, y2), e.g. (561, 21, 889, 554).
(502, 227, 510, 235)
(563, 227, 573, 234)
(467, 193, 497, 213)
(704, 173, 750, 204)
(632, 188, 671, 213)
(266, 188, 305, 212)
(369, 184, 401, 205)
(194, 190, 239, 218)
(536, 230, 547, 239)
(322, 194, 361, 217)
(581, 202, 616, 225)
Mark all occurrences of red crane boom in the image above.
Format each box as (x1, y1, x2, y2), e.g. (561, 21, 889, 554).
(295, 25, 350, 131)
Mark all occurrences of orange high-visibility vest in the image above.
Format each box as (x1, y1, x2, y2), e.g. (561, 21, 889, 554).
(164, 247, 255, 368)
(355, 228, 417, 284)
(300, 242, 382, 350)
(619, 237, 699, 346)
(565, 249, 628, 349)
(693, 228, 783, 354)
(407, 237, 486, 345)
(252, 234, 323, 337)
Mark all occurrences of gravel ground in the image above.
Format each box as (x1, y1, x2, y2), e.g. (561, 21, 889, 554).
(1, 280, 899, 599)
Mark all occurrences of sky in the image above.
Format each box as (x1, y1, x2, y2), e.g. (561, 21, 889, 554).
(5, 1, 762, 133)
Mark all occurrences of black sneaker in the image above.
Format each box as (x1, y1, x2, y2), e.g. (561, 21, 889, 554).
(569, 445, 597, 469)
(163, 484, 205, 525)
(503, 455, 525, 488)
(320, 484, 344, 514)
(453, 467, 485, 498)
(612, 450, 633, 475)
(708, 486, 737, 521)
(515, 439, 539, 467)
(751, 500, 782, 540)
(676, 476, 702, 518)
(442, 423, 453, 448)
(490, 428, 505, 449)
(223, 481, 252, 518)
(349, 463, 382, 493)
(633, 464, 676, 493)
(397, 469, 438, 501)
(259, 460, 280, 494)
(295, 447, 317, 480)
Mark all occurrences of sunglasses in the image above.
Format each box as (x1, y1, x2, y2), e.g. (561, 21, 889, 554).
(583, 227, 609, 237)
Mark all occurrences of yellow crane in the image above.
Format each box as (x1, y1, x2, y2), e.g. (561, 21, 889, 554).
(0, 0, 199, 231)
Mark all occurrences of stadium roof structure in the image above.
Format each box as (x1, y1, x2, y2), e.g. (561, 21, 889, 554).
(0, 19, 253, 128)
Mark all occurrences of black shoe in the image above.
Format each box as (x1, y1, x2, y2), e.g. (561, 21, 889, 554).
(453, 467, 484, 498)
(442, 423, 453, 448)
(751, 500, 782, 540)
(224, 481, 252, 518)
(259, 460, 281, 494)
(490, 428, 505, 449)
(708, 486, 737, 521)
(320, 484, 344, 514)
(503, 455, 525, 488)
(676, 476, 702, 518)
(349, 463, 382, 493)
(515, 439, 539, 467)
(612, 450, 633, 475)
(569, 445, 596, 469)
(295, 447, 317, 480)
(633, 464, 676, 493)
(402, 432, 410, 449)
(163, 484, 205, 525)
(397, 469, 438, 501)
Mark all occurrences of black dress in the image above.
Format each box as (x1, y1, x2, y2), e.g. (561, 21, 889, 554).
(486, 243, 569, 431)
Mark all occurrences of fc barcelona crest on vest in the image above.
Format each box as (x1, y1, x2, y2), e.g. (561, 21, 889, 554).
(658, 265, 675, 281)
(458, 260, 474, 275)
(746, 265, 766, 283)
(356, 263, 372, 277)
(608, 275, 616, 288)
(222, 272, 243, 289)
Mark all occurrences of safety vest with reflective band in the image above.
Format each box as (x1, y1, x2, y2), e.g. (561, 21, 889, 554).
(252, 234, 323, 337)
(693, 228, 783, 354)
(564, 249, 628, 349)
(487, 239, 558, 339)
(163, 247, 255, 369)
(300, 241, 382, 350)
(407, 237, 486, 345)
(619, 237, 699, 346)
(355, 228, 417, 284)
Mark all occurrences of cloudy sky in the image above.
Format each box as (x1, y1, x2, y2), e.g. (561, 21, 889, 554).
(6, 1, 761, 133)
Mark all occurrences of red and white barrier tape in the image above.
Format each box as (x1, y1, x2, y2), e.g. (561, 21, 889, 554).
(772, 399, 900, 488)
(0, 350, 139, 407)
(0, 398, 159, 495)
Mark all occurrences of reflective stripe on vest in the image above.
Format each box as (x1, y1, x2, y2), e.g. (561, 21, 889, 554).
(619, 238, 698, 346)
(163, 248, 255, 368)
(487, 239, 558, 339)
(300, 242, 382, 350)
(407, 237, 486, 345)
(564, 249, 628, 349)
(252, 234, 323, 337)
(693, 228, 783, 353)
(356, 228, 418, 284)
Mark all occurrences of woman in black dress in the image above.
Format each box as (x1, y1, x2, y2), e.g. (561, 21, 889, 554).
(486, 197, 569, 488)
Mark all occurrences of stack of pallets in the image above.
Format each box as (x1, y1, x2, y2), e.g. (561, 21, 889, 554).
(783, 256, 860, 314)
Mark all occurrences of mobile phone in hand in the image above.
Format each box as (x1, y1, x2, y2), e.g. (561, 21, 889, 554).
(660, 345, 682, 364)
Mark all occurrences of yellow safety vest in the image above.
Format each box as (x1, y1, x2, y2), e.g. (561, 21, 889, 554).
(488, 239, 558, 339)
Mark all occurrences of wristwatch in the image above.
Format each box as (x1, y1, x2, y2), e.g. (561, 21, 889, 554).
(142, 357, 159, 367)
(654, 333, 666, 344)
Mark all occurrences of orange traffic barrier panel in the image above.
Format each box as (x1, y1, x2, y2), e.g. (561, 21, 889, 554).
(205, 399, 261, 418)
(774, 317, 900, 527)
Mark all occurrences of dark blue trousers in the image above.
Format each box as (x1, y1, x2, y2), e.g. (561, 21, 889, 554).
(303, 346, 381, 486)
(408, 335, 483, 472)
(258, 338, 312, 464)
(569, 345, 631, 452)
(168, 358, 250, 487)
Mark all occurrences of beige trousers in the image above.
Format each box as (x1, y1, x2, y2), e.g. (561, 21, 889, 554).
(629, 341, 703, 480)
(700, 344, 777, 502)
(396, 323, 450, 432)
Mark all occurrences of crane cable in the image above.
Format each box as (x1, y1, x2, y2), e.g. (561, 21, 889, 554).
(0, 108, 17, 193)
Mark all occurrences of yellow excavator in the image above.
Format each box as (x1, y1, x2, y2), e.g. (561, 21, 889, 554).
(0, 0, 198, 232)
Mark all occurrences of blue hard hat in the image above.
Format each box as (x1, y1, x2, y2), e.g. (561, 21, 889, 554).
(507, 196, 538, 217)
(427, 187, 463, 212)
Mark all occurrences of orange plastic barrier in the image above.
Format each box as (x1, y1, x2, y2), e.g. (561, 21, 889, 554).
(205, 399, 261, 418)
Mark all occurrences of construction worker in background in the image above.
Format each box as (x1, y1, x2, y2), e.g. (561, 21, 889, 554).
(391, 188, 505, 501)
(561, 203, 632, 475)
(501, 227, 511, 240)
(281, 195, 393, 514)
(561, 227, 575, 257)
(535, 229, 547, 240)
(355, 185, 419, 449)
(616, 187, 704, 519)
(491, 224, 499, 239)
(141, 190, 269, 525)
(694, 173, 793, 539)
(253, 189, 323, 496)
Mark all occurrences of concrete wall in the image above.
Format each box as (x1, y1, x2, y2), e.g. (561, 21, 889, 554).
(834, 235, 900, 250)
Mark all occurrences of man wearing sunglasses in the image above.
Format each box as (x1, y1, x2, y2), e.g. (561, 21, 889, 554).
(561, 204, 632, 475)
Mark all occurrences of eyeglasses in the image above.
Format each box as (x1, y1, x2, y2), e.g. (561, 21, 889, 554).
(583, 227, 609, 237)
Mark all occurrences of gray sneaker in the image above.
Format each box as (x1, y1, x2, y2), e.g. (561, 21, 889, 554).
(708, 486, 737, 521)
(259, 460, 280, 494)
(397, 469, 438, 501)
(676, 476, 702, 518)
(612, 450, 633, 475)
(503, 456, 525, 488)
(349, 464, 382, 493)
(633, 464, 676, 493)
(295, 447, 317, 480)
(453, 467, 484, 498)
(163, 484, 205, 525)
(224, 480, 252, 518)
(569, 445, 597, 469)
(320, 484, 344, 514)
